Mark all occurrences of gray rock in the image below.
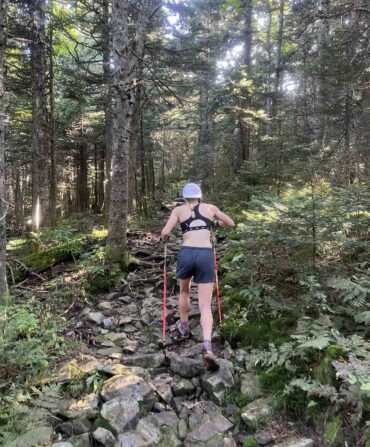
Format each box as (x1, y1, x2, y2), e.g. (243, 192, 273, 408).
(240, 372, 262, 401)
(170, 356, 204, 378)
(274, 438, 315, 447)
(116, 432, 150, 447)
(100, 374, 155, 409)
(58, 394, 99, 419)
(123, 339, 140, 354)
(125, 303, 139, 314)
(96, 347, 122, 357)
(121, 352, 165, 369)
(201, 366, 235, 402)
(136, 417, 161, 444)
(255, 431, 275, 445)
(106, 291, 121, 300)
(52, 443, 74, 447)
(123, 324, 138, 333)
(93, 427, 115, 447)
(152, 411, 179, 429)
(87, 311, 105, 325)
(70, 418, 92, 435)
(172, 396, 186, 413)
(7, 427, 54, 447)
(172, 378, 195, 397)
(178, 419, 188, 440)
(104, 332, 127, 345)
(185, 414, 233, 446)
(102, 317, 115, 329)
(67, 433, 91, 447)
(97, 363, 147, 378)
(241, 398, 273, 427)
(118, 315, 136, 325)
(97, 301, 113, 311)
(100, 397, 139, 432)
(156, 384, 172, 403)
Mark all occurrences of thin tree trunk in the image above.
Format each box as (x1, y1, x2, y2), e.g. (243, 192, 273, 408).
(30, 0, 50, 229)
(0, 0, 8, 298)
(235, 0, 253, 172)
(102, 0, 113, 223)
(48, 0, 56, 226)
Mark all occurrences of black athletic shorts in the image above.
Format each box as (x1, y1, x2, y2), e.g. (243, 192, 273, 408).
(176, 246, 215, 284)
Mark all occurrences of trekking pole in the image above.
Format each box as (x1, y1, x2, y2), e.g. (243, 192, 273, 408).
(162, 242, 167, 340)
(212, 233, 222, 323)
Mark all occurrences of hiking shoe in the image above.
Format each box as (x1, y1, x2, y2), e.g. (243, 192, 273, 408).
(203, 350, 220, 372)
(171, 320, 190, 342)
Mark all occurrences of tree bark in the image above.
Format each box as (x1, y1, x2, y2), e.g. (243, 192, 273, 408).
(48, 0, 57, 226)
(106, 0, 154, 266)
(30, 0, 50, 229)
(102, 0, 113, 223)
(0, 0, 8, 298)
(235, 0, 253, 172)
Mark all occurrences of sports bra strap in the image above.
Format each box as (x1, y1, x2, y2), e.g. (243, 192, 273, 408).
(180, 204, 213, 234)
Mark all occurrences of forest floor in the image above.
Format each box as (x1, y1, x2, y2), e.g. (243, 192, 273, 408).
(3, 203, 326, 447)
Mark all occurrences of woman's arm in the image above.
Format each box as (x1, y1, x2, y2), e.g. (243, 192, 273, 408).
(161, 207, 179, 242)
(211, 205, 235, 228)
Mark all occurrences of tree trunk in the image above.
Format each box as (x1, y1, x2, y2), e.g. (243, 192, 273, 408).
(313, 0, 329, 152)
(106, 0, 152, 266)
(195, 76, 213, 190)
(0, 0, 8, 299)
(235, 0, 253, 172)
(30, 0, 50, 229)
(48, 0, 56, 226)
(102, 0, 113, 223)
(76, 142, 89, 212)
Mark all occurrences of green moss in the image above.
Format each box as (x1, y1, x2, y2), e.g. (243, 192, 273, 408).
(316, 344, 345, 385)
(259, 366, 292, 396)
(324, 416, 342, 445)
(93, 416, 117, 435)
(243, 435, 258, 447)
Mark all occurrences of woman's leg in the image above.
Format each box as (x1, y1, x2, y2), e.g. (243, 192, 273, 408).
(179, 278, 191, 322)
(198, 282, 214, 341)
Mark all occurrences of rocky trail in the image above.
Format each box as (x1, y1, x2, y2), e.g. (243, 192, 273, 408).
(8, 208, 319, 447)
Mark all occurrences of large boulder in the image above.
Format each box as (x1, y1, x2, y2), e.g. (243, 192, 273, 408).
(7, 426, 54, 447)
(120, 352, 165, 369)
(185, 414, 233, 446)
(170, 356, 204, 378)
(201, 366, 235, 402)
(241, 398, 273, 428)
(100, 397, 139, 432)
(58, 394, 99, 419)
(100, 374, 155, 409)
(92, 427, 116, 447)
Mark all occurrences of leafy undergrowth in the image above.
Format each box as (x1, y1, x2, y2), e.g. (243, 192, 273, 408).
(218, 179, 370, 446)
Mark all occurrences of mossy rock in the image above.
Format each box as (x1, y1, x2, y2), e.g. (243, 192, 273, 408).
(316, 344, 345, 385)
(87, 267, 122, 293)
(243, 435, 258, 447)
(324, 416, 342, 445)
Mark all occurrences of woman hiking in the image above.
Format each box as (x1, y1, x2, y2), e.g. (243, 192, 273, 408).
(161, 183, 235, 371)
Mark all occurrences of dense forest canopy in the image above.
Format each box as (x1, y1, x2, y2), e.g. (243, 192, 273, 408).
(0, 0, 369, 446)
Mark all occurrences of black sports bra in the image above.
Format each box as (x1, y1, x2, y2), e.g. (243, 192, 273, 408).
(180, 204, 213, 234)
